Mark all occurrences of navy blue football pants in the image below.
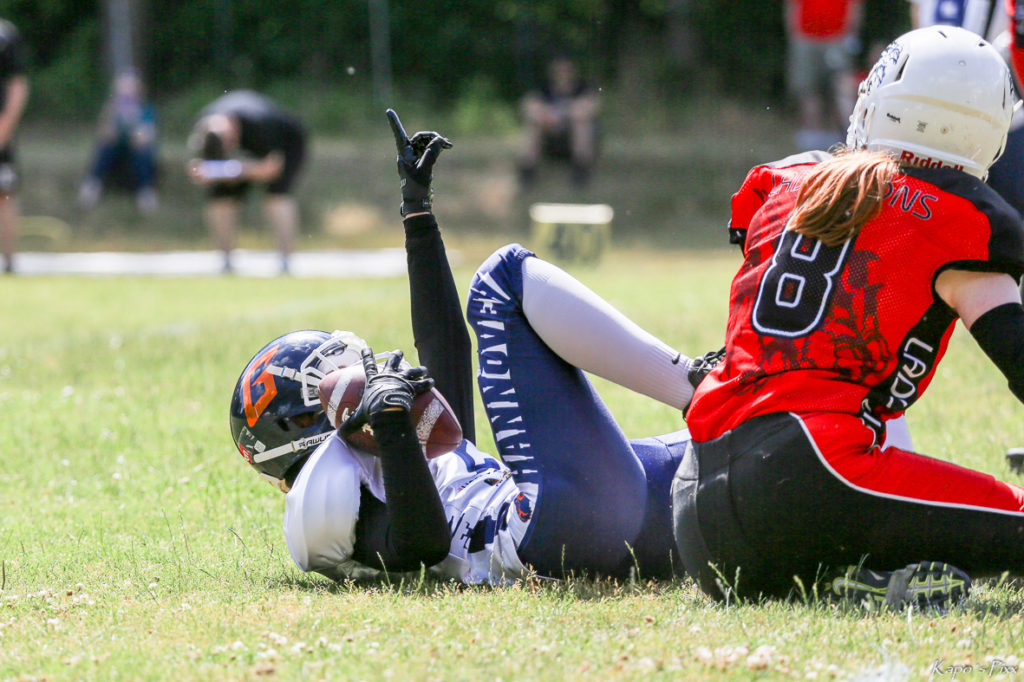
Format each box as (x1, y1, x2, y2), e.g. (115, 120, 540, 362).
(465, 244, 687, 578)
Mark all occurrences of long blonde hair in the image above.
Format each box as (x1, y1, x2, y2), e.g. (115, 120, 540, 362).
(789, 149, 899, 247)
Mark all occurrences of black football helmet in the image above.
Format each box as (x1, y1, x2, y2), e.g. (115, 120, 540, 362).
(229, 329, 367, 490)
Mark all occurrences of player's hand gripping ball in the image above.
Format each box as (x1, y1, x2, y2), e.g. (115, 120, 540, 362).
(318, 351, 463, 459)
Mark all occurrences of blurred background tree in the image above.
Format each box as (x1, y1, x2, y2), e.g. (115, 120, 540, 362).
(0, 0, 908, 248)
(0, 0, 814, 129)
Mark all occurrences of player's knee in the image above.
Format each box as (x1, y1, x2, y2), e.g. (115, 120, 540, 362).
(470, 244, 535, 300)
(481, 243, 532, 269)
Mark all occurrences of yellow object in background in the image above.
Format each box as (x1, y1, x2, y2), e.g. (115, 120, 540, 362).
(529, 203, 613, 265)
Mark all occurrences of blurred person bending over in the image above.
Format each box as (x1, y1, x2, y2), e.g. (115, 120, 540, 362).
(78, 72, 159, 214)
(518, 55, 599, 187)
(188, 91, 306, 274)
(785, 0, 864, 150)
(0, 19, 27, 274)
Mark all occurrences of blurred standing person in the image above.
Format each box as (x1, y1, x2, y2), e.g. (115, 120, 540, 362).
(857, 0, 910, 76)
(907, 0, 1024, 217)
(78, 72, 158, 214)
(187, 91, 306, 274)
(0, 19, 27, 274)
(518, 55, 600, 187)
(785, 0, 864, 150)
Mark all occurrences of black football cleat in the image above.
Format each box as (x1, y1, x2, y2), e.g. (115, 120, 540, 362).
(827, 561, 970, 611)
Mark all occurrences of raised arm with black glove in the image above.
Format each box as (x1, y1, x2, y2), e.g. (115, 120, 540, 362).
(340, 347, 451, 571)
(387, 108, 452, 217)
(387, 109, 475, 441)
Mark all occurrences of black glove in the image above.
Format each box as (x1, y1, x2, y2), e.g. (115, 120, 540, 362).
(338, 347, 435, 435)
(687, 347, 726, 389)
(387, 108, 452, 216)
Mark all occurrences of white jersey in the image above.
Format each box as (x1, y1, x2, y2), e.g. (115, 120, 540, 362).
(283, 433, 528, 585)
(428, 440, 528, 584)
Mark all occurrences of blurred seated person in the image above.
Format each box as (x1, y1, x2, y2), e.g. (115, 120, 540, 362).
(78, 72, 158, 214)
(187, 90, 306, 275)
(785, 0, 864, 151)
(518, 55, 599, 187)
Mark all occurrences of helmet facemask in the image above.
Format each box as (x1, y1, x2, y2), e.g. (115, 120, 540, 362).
(296, 330, 369, 406)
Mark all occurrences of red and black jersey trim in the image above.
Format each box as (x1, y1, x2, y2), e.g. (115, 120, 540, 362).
(904, 166, 1024, 280)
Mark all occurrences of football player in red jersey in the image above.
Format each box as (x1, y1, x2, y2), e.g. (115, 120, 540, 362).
(674, 26, 1024, 609)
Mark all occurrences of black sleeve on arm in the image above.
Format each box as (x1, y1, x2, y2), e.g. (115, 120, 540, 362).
(403, 213, 476, 442)
(969, 302, 1024, 403)
(349, 410, 450, 572)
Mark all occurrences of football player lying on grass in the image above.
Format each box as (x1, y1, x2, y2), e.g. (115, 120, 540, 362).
(229, 110, 702, 584)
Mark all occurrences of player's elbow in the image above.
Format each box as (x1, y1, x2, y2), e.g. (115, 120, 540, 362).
(421, 528, 452, 567)
(6, 77, 27, 113)
(412, 499, 453, 567)
(425, 520, 454, 561)
(398, 528, 451, 568)
(387, 535, 450, 571)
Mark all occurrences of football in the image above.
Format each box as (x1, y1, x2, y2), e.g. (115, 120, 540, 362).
(317, 364, 463, 459)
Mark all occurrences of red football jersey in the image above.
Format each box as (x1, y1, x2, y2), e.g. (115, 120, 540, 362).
(790, 0, 861, 39)
(688, 152, 1024, 444)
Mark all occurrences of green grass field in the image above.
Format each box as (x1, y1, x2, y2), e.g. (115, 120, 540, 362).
(2, 247, 1024, 681)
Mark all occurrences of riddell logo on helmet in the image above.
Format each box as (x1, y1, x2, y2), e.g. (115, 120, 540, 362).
(899, 151, 963, 171)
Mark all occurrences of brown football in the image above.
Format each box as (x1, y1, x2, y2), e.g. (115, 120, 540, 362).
(317, 364, 463, 459)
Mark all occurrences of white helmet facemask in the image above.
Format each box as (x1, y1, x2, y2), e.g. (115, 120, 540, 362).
(258, 330, 368, 407)
(287, 330, 400, 408)
(847, 25, 1020, 179)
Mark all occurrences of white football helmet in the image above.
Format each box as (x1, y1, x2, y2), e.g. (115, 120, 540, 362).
(847, 26, 1019, 179)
